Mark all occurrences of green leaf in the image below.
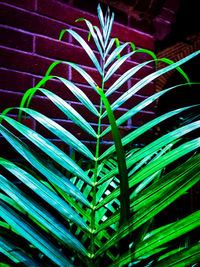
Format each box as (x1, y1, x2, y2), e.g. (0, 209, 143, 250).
(104, 51, 135, 82)
(0, 126, 90, 207)
(104, 38, 115, 58)
(0, 201, 74, 266)
(21, 87, 97, 138)
(99, 120, 200, 185)
(16, 107, 95, 160)
(155, 243, 200, 266)
(50, 75, 99, 116)
(0, 158, 90, 231)
(97, 87, 130, 226)
(0, 236, 42, 266)
(115, 38, 120, 59)
(0, 174, 88, 256)
(95, 156, 200, 257)
(93, 25, 104, 48)
(0, 118, 93, 186)
(105, 60, 153, 98)
(104, 11, 114, 48)
(100, 105, 196, 160)
(97, 4, 105, 30)
(0, 193, 26, 215)
(112, 211, 200, 266)
(159, 57, 190, 84)
(97, 152, 200, 233)
(76, 18, 104, 58)
(36, 60, 98, 93)
(105, 50, 199, 100)
(96, 136, 200, 222)
(101, 83, 199, 138)
(60, 29, 103, 75)
(104, 42, 130, 69)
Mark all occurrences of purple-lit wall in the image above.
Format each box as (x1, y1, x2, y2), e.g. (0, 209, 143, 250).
(0, 0, 156, 155)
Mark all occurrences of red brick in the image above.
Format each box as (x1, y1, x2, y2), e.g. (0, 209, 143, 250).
(34, 76, 76, 101)
(29, 95, 71, 119)
(164, 0, 180, 12)
(0, 46, 69, 78)
(0, 3, 70, 40)
(0, 90, 24, 112)
(0, 90, 69, 119)
(35, 36, 100, 68)
(37, 0, 99, 29)
(0, 26, 33, 52)
(157, 8, 176, 23)
(0, 137, 19, 157)
(111, 23, 154, 50)
(34, 76, 100, 106)
(37, 0, 154, 50)
(130, 49, 156, 64)
(0, 68, 34, 93)
(3, 0, 36, 11)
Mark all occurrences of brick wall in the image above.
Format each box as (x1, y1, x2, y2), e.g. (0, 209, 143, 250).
(0, 0, 155, 156)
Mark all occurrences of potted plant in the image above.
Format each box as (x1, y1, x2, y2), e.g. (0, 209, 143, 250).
(0, 4, 200, 266)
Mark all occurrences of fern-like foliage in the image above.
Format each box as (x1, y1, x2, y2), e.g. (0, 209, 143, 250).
(0, 4, 200, 266)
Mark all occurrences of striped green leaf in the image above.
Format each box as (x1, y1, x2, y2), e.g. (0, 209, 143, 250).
(155, 243, 200, 267)
(16, 107, 95, 160)
(105, 60, 153, 98)
(101, 83, 199, 138)
(97, 4, 105, 31)
(104, 11, 114, 48)
(97, 134, 200, 203)
(0, 201, 74, 267)
(76, 18, 104, 58)
(97, 87, 130, 226)
(104, 38, 115, 58)
(104, 42, 130, 69)
(95, 153, 200, 233)
(100, 106, 196, 160)
(0, 159, 90, 231)
(21, 87, 97, 138)
(105, 51, 199, 99)
(0, 236, 42, 266)
(60, 29, 103, 76)
(110, 211, 200, 266)
(95, 155, 200, 255)
(0, 118, 93, 185)
(0, 175, 88, 256)
(0, 126, 90, 207)
(43, 75, 99, 116)
(104, 51, 135, 82)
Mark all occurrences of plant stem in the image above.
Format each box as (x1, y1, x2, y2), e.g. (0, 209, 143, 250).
(90, 71, 105, 265)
